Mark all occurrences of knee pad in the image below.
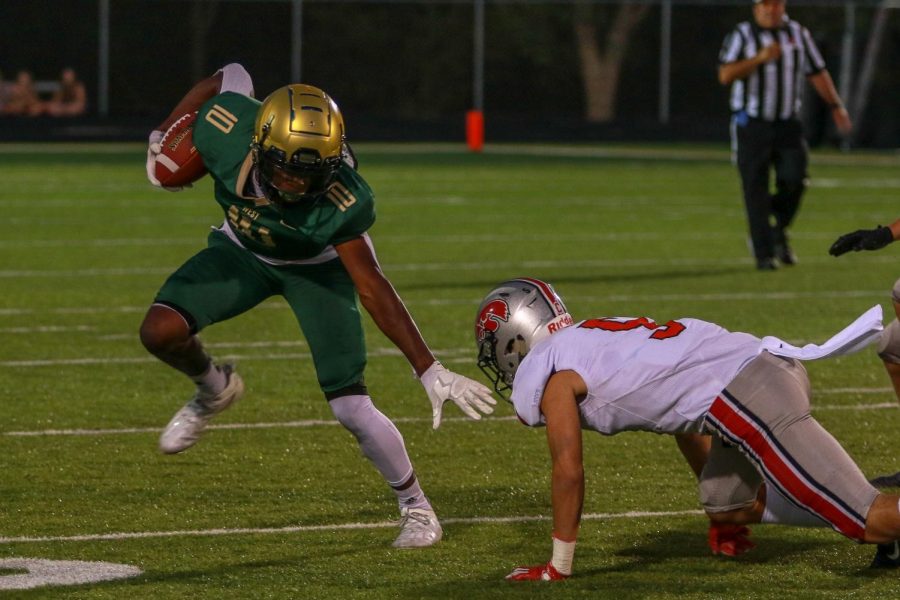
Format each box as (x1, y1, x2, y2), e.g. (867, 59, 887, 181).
(329, 394, 375, 436)
(878, 319, 900, 363)
(699, 437, 762, 513)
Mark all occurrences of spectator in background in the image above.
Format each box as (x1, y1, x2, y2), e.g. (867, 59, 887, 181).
(0, 70, 42, 116)
(718, 0, 851, 271)
(43, 67, 87, 117)
(0, 70, 9, 112)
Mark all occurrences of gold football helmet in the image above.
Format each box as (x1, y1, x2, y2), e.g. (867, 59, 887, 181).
(252, 84, 345, 203)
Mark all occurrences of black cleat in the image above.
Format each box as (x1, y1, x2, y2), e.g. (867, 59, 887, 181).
(775, 243, 797, 266)
(756, 258, 778, 271)
(871, 541, 900, 568)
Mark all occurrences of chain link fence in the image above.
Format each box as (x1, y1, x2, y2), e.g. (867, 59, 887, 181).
(1, 0, 897, 146)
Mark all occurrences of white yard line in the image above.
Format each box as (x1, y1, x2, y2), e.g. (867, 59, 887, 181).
(5, 400, 897, 439)
(3, 253, 900, 279)
(0, 509, 704, 545)
(0, 289, 892, 319)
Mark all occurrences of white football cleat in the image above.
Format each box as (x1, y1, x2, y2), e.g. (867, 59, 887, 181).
(158, 364, 244, 454)
(392, 507, 443, 549)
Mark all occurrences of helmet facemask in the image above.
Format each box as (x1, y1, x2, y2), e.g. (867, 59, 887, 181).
(251, 84, 345, 206)
(476, 332, 514, 398)
(255, 139, 341, 205)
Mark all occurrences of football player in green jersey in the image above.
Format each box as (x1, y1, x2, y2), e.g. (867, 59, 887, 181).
(142, 64, 496, 548)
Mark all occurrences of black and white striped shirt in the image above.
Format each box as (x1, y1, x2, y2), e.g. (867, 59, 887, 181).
(719, 17, 826, 121)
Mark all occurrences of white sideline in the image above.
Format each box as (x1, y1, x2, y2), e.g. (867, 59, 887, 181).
(4, 401, 897, 438)
(0, 509, 704, 545)
(0, 288, 892, 318)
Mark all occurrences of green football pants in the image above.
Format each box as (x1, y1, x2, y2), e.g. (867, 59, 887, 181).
(154, 230, 366, 394)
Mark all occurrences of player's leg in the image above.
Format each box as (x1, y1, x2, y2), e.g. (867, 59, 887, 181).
(707, 352, 900, 550)
(695, 434, 762, 556)
(281, 259, 441, 548)
(141, 231, 275, 453)
(734, 118, 777, 269)
(770, 120, 809, 265)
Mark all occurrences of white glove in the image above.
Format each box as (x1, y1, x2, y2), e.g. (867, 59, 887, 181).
(419, 361, 497, 429)
(145, 129, 190, 191)
(146, 130, 164, 186)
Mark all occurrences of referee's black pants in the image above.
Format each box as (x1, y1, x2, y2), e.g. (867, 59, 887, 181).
(732, 115, 808, 263)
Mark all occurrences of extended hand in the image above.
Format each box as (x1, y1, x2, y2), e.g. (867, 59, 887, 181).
(506, 561, 568, 582)
(829, 226, 893, 256)
(419, 361, 496, 429)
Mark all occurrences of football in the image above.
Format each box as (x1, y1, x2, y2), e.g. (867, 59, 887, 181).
(154, 112, 208, 187)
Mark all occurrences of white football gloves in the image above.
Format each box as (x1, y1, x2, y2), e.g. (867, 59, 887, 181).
(419, 361, 497, 429)
(145, 129, 190, 191)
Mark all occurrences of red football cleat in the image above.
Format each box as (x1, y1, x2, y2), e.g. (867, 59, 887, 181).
(708, 523, 756, 557)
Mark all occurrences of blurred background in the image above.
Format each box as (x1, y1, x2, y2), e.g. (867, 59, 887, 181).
(1, 0, 898, 147)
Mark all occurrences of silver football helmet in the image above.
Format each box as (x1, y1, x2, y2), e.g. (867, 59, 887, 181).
(475, 278, 573, 396)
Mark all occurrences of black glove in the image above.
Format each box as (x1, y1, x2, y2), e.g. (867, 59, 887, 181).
(870, 471, 900, 488)
(829, 226, 894, 256)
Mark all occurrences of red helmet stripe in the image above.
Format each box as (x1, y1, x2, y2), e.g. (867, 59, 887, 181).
(514, 277, 566, 316)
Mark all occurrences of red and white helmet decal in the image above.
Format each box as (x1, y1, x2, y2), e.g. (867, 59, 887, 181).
(475, 299, 510, 342)
(515, 277, 567, 316)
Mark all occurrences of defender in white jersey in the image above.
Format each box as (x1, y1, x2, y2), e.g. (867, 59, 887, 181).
(476, 278, 900, 581)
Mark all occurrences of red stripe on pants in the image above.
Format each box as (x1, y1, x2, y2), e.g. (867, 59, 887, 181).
(708, 396, 866, 541)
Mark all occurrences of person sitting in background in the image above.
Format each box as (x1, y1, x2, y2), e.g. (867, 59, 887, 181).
(43, 67, 86, 116)
(0, 70, 42, 116)
(0, 70, 9, 112)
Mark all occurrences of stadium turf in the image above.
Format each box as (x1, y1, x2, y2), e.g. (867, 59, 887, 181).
(2, 142, 900, 598)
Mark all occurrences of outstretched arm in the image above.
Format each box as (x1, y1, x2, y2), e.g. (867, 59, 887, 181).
(829, 218, 900, 256)
(507, 370, 586, 581)
(335, 236, 435, 374)
(808, 70, 851, 135)
(335, 236, 495, 427)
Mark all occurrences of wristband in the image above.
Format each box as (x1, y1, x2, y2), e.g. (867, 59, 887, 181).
(551, 535, 576, 576)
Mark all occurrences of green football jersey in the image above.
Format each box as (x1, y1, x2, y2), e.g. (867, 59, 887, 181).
(193, 92, 376, 261)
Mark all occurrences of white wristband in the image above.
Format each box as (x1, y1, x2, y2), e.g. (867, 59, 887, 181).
(551, 536, 576, 576)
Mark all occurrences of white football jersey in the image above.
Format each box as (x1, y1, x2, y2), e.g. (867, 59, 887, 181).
(510, 316, 762, 434)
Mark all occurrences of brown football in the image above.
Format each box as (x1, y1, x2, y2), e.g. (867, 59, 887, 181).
(154, 112, 208, 187)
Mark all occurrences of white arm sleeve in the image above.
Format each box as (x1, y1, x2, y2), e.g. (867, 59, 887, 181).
(217, 63, 254, 97)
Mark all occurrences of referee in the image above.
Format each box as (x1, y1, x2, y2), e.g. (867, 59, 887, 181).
(719, 0, 851, 270)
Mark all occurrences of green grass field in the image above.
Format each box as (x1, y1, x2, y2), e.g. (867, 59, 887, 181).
(2, 142, 900, 598)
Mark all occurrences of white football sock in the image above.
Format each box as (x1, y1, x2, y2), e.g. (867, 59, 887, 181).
(761, 485, 828, 527)
(329, 395, 431, 511)
(190, 362, 227, 396)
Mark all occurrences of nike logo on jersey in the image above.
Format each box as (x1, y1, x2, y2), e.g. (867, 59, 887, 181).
(279, 220, 297, 230)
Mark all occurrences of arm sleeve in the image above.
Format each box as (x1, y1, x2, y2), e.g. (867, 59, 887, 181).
(217, 63, 255, 97)
(801, 27, 827, 75)
(719, 29, 744, 65)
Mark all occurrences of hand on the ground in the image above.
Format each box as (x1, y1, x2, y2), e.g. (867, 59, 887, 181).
(506, 561, 569, 581)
